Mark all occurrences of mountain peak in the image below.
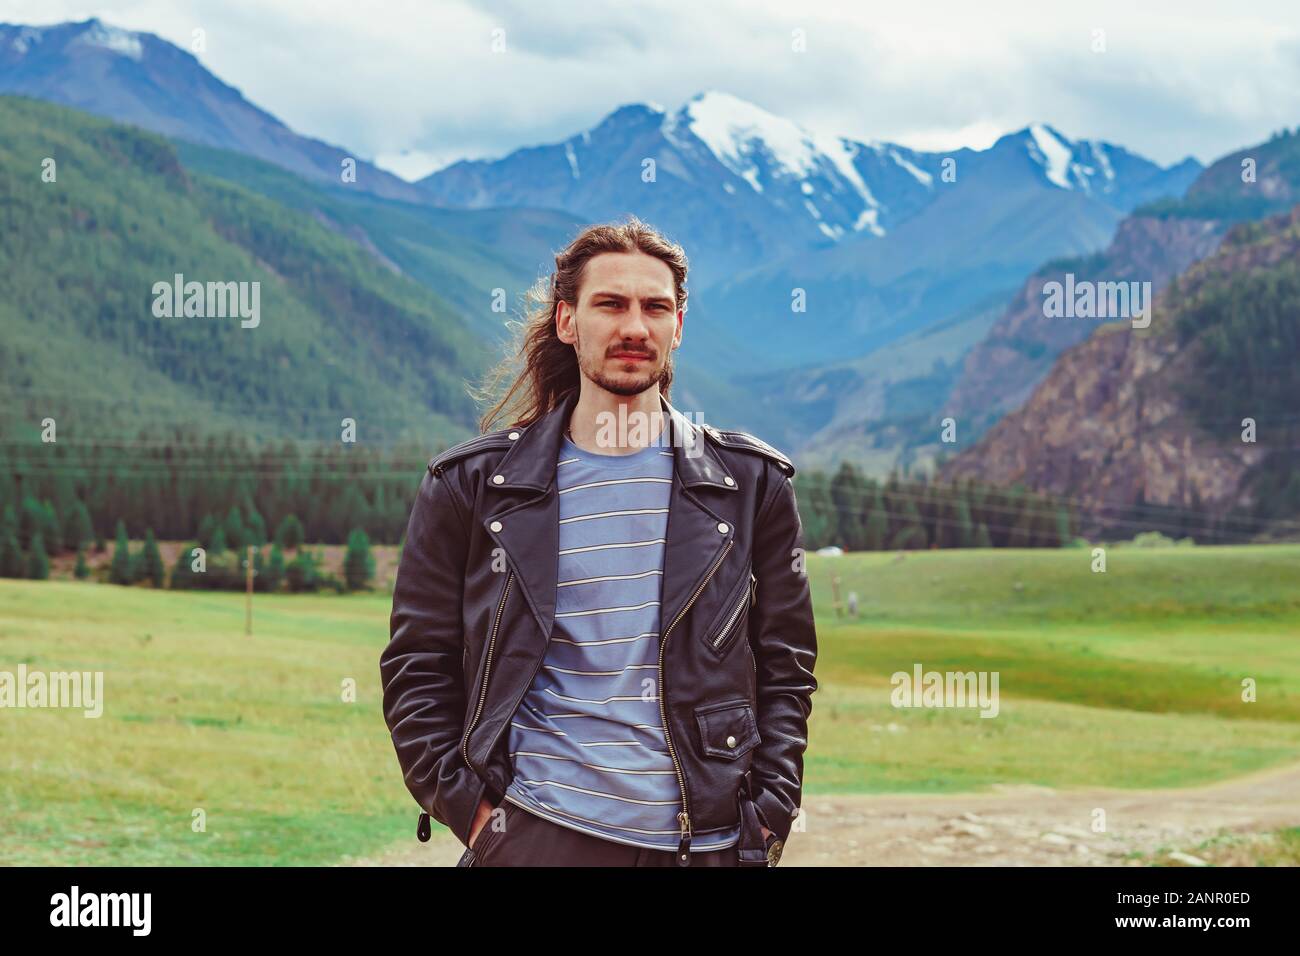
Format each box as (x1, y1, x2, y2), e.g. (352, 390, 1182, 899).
(71, 17, 144, 61)
(671, 89, 826, 181)
(3, 17, 146, 61)
(1024, 122, 1075, 188)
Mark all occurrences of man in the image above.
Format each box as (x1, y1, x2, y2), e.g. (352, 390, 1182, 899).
(380, 216, 818, 866)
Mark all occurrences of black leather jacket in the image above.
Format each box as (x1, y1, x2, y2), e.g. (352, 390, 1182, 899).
(380, 386, 818, 865)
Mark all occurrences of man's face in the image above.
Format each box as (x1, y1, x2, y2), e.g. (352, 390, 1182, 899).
(556, 251, 683, 397)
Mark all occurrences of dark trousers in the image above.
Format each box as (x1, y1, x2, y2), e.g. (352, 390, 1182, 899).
(457, 799, 739, 867)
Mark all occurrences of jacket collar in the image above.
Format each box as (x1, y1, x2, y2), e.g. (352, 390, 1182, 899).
(485, 385, 738, 494)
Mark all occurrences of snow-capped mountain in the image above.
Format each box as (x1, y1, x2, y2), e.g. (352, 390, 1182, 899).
(0, 18, 426, 203)
(1011, 122, 1203, 209)
(420, 90, 1200, 281)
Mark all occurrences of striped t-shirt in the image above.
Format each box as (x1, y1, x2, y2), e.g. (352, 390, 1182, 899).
(500, 415, 741, 852)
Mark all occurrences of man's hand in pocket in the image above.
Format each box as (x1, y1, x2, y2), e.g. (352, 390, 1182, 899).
(468, 797, 497, 849)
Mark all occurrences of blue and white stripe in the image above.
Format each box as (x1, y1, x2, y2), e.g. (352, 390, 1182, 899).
(501, 420, 741, 851)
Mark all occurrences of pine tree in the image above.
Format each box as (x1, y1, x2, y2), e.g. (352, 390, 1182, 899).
(1054, 507, 1072, 548)
(274, 514, 305, 550)
(26, 533, 50, 580)
(344, 528, 375, 591)
(109, 520, 133, 585)
(142, 529, 165, 588)
(262, 543, 286, 592)
(65, 500, 94, 553)
(794, 473, 833, 550)
(0, 530, 23, 578)
(74, 547, 90, 580)
(40, 500, 62, 554)
(1006, 492, 1035, 549)
(209, 525, 227, 556)
(864, 486, 888, 551)
(197, 513, 216, 549)
(954, 496, 974, 548)
(170, 543, 201, 590)
(245, 507, 268, 547)
(890, 495, 927, 550)
(223, 505, 246, 552)
(829, 462, 869, 551)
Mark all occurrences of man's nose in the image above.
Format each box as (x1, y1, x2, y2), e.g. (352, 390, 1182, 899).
(617, 304, 652, 340)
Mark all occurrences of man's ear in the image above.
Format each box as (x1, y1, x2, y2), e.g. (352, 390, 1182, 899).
(555, 300, 573, 344)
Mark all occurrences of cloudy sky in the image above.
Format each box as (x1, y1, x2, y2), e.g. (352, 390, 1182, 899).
(5, 0, 1300, 179)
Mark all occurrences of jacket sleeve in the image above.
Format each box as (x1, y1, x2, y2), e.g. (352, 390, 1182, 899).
(746, 462, 819, 844)
(380, 463, 487, 847)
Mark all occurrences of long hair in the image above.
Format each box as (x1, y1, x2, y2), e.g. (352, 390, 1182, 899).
(471, 215, 689, 432)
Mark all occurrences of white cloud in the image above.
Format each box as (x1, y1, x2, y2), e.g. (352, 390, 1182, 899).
(5, 0, 1300, 171)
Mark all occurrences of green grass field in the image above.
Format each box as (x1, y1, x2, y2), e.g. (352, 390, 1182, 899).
(1, 544, 1297, 865)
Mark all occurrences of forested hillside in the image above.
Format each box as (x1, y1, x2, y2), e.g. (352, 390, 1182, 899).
(0, 95, 488, 446)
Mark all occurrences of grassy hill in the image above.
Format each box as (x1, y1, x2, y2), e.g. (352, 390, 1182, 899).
(0, 94, 489, 446)
(2, 544, 1297, 865)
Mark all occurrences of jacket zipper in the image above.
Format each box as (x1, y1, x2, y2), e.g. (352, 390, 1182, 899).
(710, 571, 752, 652)
(461, 569, 514, 769)
(659, 537, 733, 866)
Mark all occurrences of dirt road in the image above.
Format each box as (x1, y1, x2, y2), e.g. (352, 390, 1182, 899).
(346, 760, 1300, 866)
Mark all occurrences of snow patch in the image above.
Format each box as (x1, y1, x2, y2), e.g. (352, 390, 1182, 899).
(564, 141, 580, 180)
(10, 26, 46, 54)
(684, 90, 822, 182)
(1027, 124, 1073, 190)
(854, 206, 885, 237)
(890, 149, 933, 187)
(74, 20, 143, 61)
(811, 133, 879, 210)
(1091, 140, 1115, 180)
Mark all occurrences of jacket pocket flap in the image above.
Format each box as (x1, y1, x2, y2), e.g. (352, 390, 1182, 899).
(694, 699, 761, 759)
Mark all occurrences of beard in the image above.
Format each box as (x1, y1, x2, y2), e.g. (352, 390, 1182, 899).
(575, 328, 673, 397)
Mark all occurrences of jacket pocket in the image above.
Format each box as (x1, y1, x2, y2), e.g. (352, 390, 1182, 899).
(694, 699, 761, 760)
(702, 564, 753, 658)
(469, 801, 513, 863)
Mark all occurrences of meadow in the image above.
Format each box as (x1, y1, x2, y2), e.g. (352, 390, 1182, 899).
(1, 544, 1297, 865)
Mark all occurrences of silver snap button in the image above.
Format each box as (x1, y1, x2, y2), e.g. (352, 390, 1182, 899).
(508, 431, 520, 440)
(726, 735, 737, 748)
(493, 474, 505, 484)
(723, 476, 734, 486)
(717, 522, 729, 534)
(489, 520, 502, 532)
